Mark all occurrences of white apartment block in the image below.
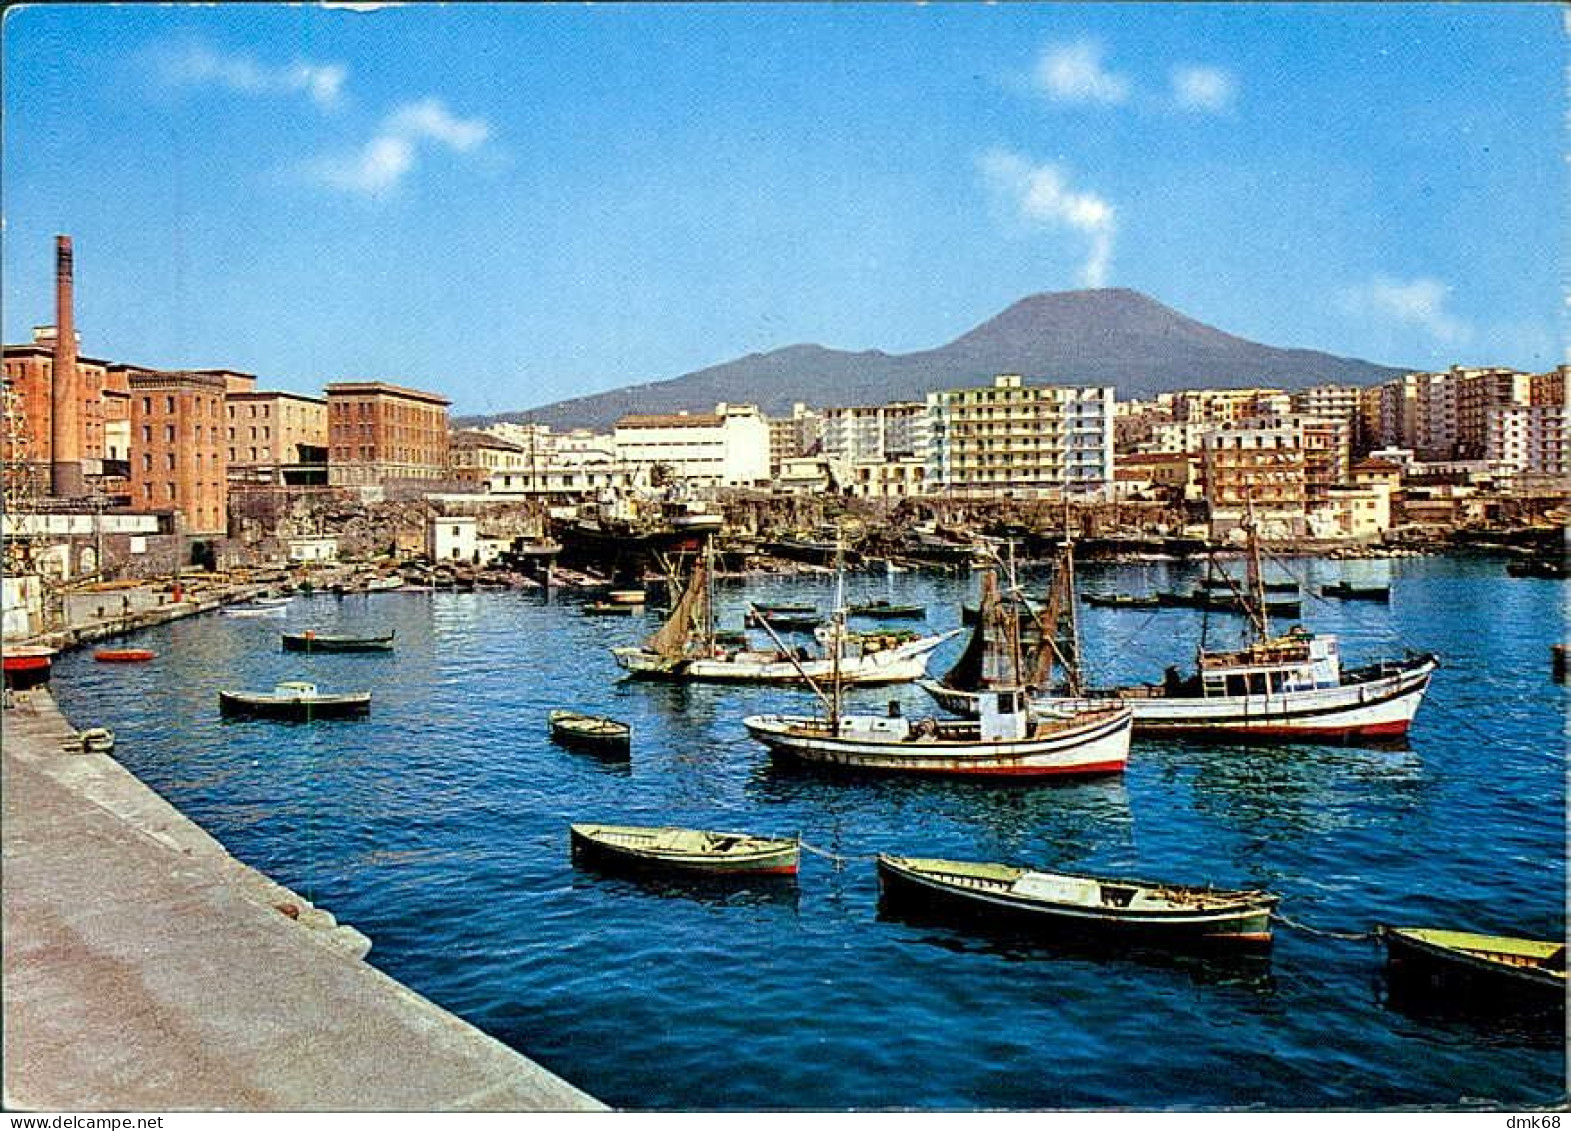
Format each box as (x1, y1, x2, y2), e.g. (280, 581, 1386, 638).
(820, 401, 929, 464)
(925, 375, 1114, 499)
(613, 402, 769, 487)
(1487, 404, 1570, 477)
(766, 403, 824, 474)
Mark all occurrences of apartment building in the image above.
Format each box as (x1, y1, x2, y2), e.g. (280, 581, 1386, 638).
(226, 390, 328, 485)
(613, 402, 769, 487)
(925, 375, 1114, 499)
(766, 403, 824, 475)
(1200, 422, 1307, 538)
(326, 381, 451, 488)
(128, 370, 228, 535)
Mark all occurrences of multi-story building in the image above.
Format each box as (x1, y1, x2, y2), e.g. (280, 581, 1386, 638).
(128, 370, 228, 535)
(1456, 368, 1532, 459)
(1200, 422, 1307, 538)
(613, 402, 769, 487)
(1170, 388, 1289, 429)
(2, 329, 112, 491)
(820, 402, 928, 464)
(226, 390, 328, 485)
(766, 403, 824, 475)
(925, 375, 1114, 499)
(841, 457, 927, 499)
(326, 381, 451, 488)
(1487, 404, 1570, 478)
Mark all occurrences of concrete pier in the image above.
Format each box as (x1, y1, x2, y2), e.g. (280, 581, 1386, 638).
(2, 687, 605, 1112)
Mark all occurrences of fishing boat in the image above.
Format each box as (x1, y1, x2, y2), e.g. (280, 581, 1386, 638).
(1377, 926, 1566, 1006)
(2, 648, 54, 690)
(1199, 577, 1299, 594)
(613, 540, 958, 686)
(1082, 593, 1160, 609)
(930, 518, 1438, 743)
(584, 601, 639, 616)
(218, 681, 371, 719)
(569, 823, 800, 876)
(745, 609, 819, 631)
(846, 599, 926, 620)
(1156, 590, 1303, 617)
(93, 648, 157, 663)
(1320, 582, 1391, 601)
(280, 630, 395, 653)
(549, 710, 632, 750)
(877, 855, 1279, 946)
(221, 603, 288, 619)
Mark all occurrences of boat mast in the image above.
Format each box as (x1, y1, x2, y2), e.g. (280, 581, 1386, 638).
(1243, 496, 1270, 642)
(702, 534, 716, 654)
(830, 528, 845, 731)
(1059, 523, 1084, 695)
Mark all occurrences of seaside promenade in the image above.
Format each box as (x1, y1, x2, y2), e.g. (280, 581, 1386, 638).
(1, 683, 605, 1112)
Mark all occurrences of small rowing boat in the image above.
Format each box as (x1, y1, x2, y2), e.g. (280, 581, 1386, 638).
(1377, 926, 1566, 1006)
(549, 710, 632, 750)
(218, 681, 371, 720)
(1320, 582, 1391, 601)
(281, 631, 395, 653)
(745, 609, 820, 631)
(877, 855, 1279, 947)
(222, 604, 287, 619)
(584, 601, 639, 616)
(1082, 593, 1160, 609)
(94, 648, 157, 663)
(570, 823, 799, 876)
(847, 599, 926, 620)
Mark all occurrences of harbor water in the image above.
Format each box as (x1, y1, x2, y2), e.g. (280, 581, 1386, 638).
(51, 554, 1567, 1110)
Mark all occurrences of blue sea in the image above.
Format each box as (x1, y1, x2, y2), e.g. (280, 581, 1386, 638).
(51, 553, 1567, 1110)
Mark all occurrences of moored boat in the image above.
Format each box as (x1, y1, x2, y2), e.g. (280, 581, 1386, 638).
(1320, 581, 1390, 601)
(1157, 589, 1303, 617)
(1082, 593, 1160, 609)
(745, 609, 819, 631)
(1199, 577, 1299, 594)
(1377, 926, 1566, 1007)
(613, 541, 958, 685)
(584, 601, 639, 616)
(281, 630, 395, 652)
(222, 603, 288, 618)
(877, 855, 1279, 946)
(607, 589, 647, 604)
(2, 648, 54, 690)
(570, 822, 799, 876)
(218, 681, 371, 719)
(93, 648, 157, 663)
(745, 690, 1132, 778)
(846, 599, 926, 620)
(549, 710, 632, 750)
(751, 601, 816, 615)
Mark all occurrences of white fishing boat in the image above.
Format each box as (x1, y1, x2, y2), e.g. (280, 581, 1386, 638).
(744, 688, 1131, 778)
(924, 519, 1438, 743)
(744, 557, 1131, 779)
(612, 540, 958, 686)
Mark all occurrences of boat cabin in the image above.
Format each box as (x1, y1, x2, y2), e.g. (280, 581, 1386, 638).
(1196, 629, 1341, 698)
(979, 687, 1032, 741)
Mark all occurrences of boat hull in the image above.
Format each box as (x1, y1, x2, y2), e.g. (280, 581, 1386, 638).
(743, 706, 1132, 778)
(922, 656, 1436, 743)
(878, 856, 1278, 947)
(1379, 926, 1567, 1009)
(2, 652, 53, 690)
(94, 649, 157, 663)
(549, 711, 631, 750)
(569, 824, 799, 876)
(280, 633, 395, 653)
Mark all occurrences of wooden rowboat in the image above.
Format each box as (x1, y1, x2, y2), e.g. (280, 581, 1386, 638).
(281, 631, 395, 653)
(549, 710, 631, 750)
(218, 681, 371, 720)
(1082, 593, 1160, 609)
(94, 648, 157, 663)
(570, 823, 800, 876)
(1378, 926, 1566, 1006)
(584, 601, 638, 616)
(847, 599, 926, 619)
(877, 855, 1279, 946)
(1320, 582, 1391, 601)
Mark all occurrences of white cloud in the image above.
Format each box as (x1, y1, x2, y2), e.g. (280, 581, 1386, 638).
(980, 149, 1117, 288)
(1347, 276, 1471, 344)
(1171, 65, 1237, 114)
(313, 98, 491, 196)
(1031, 39, 1130, 106)
(157, 43, 347, 109)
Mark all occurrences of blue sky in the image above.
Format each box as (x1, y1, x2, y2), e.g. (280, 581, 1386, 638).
(2, 3, 1562, 415)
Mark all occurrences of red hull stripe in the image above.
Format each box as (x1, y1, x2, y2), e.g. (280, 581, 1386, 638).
(798, 758, 1128, 778)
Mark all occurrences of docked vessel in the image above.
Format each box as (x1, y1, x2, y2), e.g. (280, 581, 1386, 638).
(218, 681, 371, 719)
(2, 647, 55, 690)
(877, 855, 1279, 946)
(280, 631, 395, 653)
(929, 523, 1437, 744)
(93, 648, 157, 663)
(1320, 581, 1391, 601)
(549, 710, 632, 751)
(570, 823, 800, 876)
(1377, 926, 1566, 1007)
(613, 542, 957, 686)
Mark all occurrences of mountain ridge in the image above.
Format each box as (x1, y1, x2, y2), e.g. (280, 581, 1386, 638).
(459, 288, 1407, 431)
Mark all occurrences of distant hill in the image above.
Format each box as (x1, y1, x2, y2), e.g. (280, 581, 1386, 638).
(459, 288, 1408, 431)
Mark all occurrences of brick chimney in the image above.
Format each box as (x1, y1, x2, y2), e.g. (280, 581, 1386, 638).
(49, 234, 84, 497)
